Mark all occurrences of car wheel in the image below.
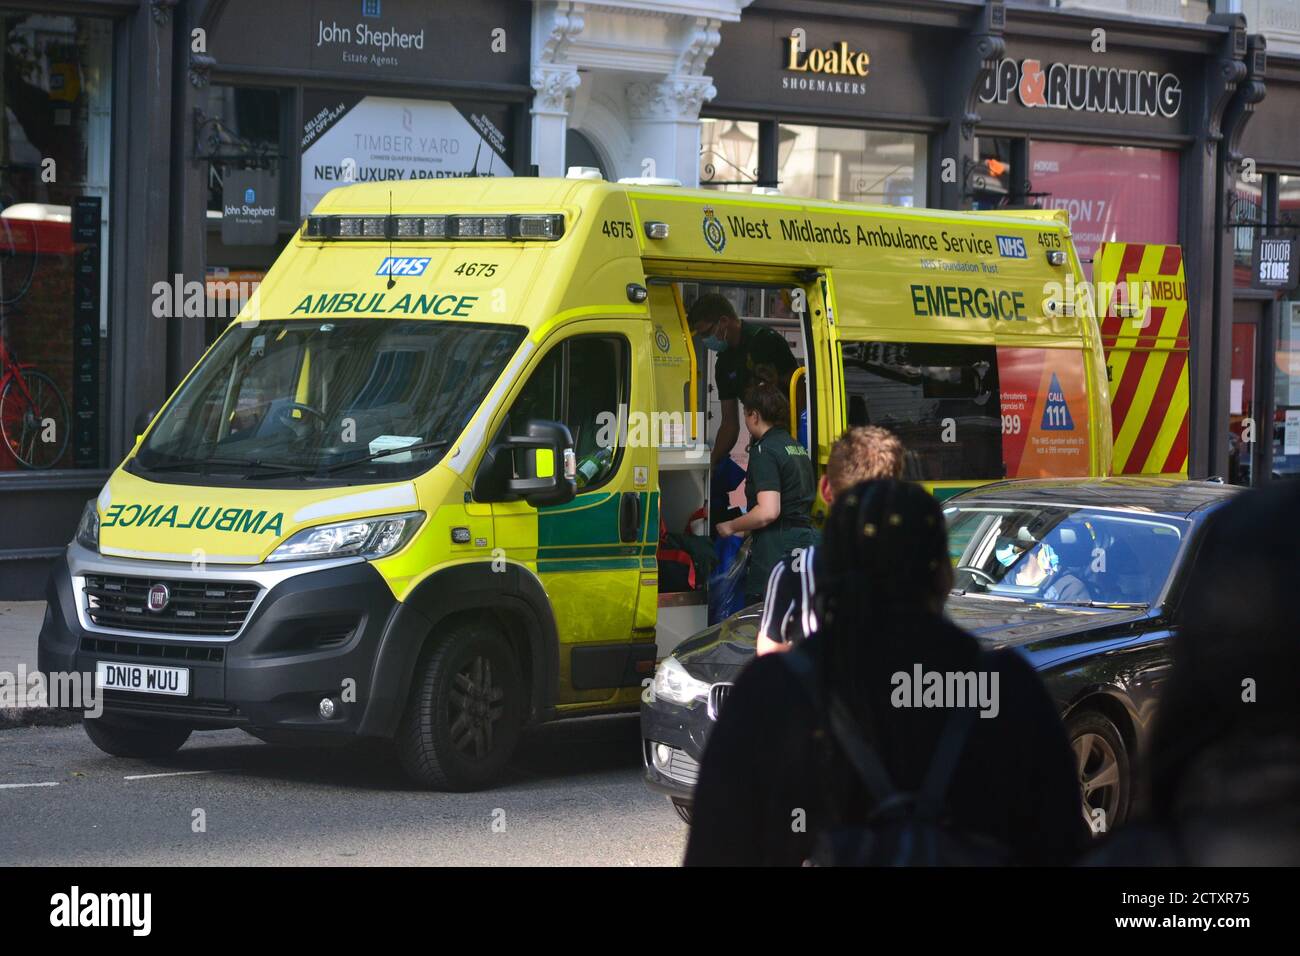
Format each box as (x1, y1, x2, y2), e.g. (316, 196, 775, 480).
(83, 715, 191, 758)
(1067, 710, 1130, 836)
(396, 620, 524, 791)
(670, 797, 693, 825)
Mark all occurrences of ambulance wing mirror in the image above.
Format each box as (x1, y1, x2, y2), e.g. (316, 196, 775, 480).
(133, 407, 158, 444)
(473, 419, 577, 508)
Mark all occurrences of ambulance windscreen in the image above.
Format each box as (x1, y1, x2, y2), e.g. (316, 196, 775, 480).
(134, 319, 525, 483)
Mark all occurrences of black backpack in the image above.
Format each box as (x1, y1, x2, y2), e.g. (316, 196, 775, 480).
(783, 650, 1011, 866)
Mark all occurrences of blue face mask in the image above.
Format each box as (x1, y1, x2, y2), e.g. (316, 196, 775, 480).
(995, 543, 1021, 567)
(699, 334, 728, 353)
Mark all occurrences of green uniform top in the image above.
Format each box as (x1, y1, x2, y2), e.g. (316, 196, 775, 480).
(743, 425, 817, 601)
(714, 322, 799, 402)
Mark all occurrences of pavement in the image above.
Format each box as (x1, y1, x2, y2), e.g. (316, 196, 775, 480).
(0, 602, 75, 727)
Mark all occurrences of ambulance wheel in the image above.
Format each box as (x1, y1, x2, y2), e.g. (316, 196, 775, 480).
(396, 620, 524, 791)
(83, 715, 192, 758)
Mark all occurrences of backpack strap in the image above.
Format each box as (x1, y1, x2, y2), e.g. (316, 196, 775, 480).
(913, 650, 991, 821)
(914, 705, 977, 822)
(782, 651, 898, 805)
(785, 648, 986, 821)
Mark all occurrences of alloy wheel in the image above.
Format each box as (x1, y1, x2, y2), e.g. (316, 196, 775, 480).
(448, 655, 506, 760)
(1073, 731, 1122, 829)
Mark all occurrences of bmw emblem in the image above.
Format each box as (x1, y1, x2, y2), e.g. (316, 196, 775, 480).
(147, 583, 170, 613)
(702, 207, 726, 254)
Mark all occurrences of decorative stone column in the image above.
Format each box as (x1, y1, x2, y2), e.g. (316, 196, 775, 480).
(530, 1, 585, 176)
(531, 65, 582, 176)
(529, 1, 746, 182)
(626, 76, 718, 185)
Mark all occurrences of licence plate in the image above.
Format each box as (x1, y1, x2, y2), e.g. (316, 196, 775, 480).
(96, 661, 190, 697)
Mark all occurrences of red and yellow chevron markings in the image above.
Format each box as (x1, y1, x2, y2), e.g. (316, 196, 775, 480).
(1095, 242, 1190, 476)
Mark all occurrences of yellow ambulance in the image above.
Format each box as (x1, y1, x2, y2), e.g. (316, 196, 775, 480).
(40, 173, 1113, 789)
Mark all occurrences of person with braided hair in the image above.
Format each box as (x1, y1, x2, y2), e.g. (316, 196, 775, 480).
(685, 479, 1089, 866)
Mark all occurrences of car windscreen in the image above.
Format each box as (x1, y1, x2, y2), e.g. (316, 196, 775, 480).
(943, 503, 1188, 607)
(134, 318, 524, 483)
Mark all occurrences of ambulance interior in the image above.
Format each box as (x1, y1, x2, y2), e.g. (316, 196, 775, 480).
(652, 280, 810, 655)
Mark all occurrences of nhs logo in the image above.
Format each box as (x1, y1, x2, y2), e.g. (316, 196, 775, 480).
(996, 235, 1027, 259)
(377, 257, 430, 277)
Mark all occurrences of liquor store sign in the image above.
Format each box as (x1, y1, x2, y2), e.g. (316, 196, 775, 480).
(1254, 237, 1299, 291)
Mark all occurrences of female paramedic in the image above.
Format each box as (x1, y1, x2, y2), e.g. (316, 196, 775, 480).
(715, 381, 818, 604)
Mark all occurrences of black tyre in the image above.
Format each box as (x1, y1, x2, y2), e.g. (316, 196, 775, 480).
(670, 797, 693, 825)
(1066, 710, 1130, 836)
(396, 620, 524, 791)
(82, 715, 191, 758)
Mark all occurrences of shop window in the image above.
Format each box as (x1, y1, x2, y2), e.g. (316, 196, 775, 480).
(778, 124, 925, 207)
(1273, 301, 1300, 481)
(201, 85, 288, 346)
(699, 119, 762, 193)
(507, 335, 629, 489)
(970, 136, 1016, 210)
(1230, 166, 1265, 289)
(1281, 175, 1300, 227)
(1028, 142, 1179, 265)
(0, 13, 111, 472)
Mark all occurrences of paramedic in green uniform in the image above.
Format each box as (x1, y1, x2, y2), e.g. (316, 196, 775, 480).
(687, 293, 799, 469)
(715, 382, 817, 603)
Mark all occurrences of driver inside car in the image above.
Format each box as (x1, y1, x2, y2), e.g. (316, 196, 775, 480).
(1010, 540, 1092, 604)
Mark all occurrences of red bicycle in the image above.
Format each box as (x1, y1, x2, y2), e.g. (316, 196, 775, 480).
(0, 332, 70, 469)
(0, 201, 71, 469)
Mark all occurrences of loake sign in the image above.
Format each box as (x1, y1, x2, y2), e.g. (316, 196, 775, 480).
(785, 36, 871, 78)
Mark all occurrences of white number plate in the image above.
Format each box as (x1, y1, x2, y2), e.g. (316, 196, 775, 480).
(96, 661, 190, 697)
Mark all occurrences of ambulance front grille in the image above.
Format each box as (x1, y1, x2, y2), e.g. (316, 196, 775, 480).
(83, 574, 260, 637)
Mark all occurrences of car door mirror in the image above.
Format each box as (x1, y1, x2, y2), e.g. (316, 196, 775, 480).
(473, 419, 577, 508)
(132, 407, 158, 445)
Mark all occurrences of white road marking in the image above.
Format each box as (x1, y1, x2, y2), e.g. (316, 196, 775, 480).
(0, 781, 60, 789)
(123, 770, 230, 781)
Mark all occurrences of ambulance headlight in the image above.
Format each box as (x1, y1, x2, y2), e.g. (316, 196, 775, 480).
(266, 511, 425, 563)
(651, 656, 711, 706)
(74, 499, 100, 552)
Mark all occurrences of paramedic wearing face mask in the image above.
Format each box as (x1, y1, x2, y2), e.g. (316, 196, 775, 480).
(687, 294, 799, 470)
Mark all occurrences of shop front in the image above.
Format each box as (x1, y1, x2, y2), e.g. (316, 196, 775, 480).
(960, 9, 1246, 481)
(184, 0, 531, 350)
(701, 0, 1003, 209)
(0, 0, 176, 599)
(1228, 48, 1300, 486)
(0, 0, 532, 599)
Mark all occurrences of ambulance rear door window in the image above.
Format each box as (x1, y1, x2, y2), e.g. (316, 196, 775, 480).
(841, 341, 1003, 481)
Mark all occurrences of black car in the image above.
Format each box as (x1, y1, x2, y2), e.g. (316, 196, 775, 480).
(641, 477, 1240, 827)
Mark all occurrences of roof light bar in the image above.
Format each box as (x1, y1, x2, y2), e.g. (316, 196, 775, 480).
(302, 213, 564, 242)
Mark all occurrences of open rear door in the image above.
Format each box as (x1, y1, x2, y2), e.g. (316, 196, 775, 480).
(1093, 242, 1190, 476)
